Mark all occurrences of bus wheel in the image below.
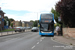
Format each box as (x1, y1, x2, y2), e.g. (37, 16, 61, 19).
(15, 31, 17, 32)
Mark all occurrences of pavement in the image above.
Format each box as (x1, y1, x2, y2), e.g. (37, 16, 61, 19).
(0, 29, 31, 36)
(52, 30, 75, 46)
(52, 35, 75, 46)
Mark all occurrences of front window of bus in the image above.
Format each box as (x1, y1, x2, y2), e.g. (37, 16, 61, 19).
(41, 24, 48, 31)
(40, 23, 53, 31)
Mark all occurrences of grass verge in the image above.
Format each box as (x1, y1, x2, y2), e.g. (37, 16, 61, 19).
(0, 29, 14, 32)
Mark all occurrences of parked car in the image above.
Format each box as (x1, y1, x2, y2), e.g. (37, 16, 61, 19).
(26, 27, 31, 29)
(23, 27, 26, 29)
(31, 27, 38, 32)
(21, 27, 25, 31)
(14, 27, 25, 32)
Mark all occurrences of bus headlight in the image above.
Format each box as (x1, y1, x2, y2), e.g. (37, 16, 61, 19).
(41, 31, 44, 33)
(49, 31, 52, 33)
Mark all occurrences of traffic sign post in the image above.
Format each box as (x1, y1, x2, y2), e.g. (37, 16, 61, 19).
(58, 17, 63, 36)
(58, 17, 61, 22)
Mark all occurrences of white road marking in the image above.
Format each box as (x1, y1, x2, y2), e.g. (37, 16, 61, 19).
(31, 37, 46, 49)
(41, 37, 45, 40)
(31, 45, 35, 49)
(37, 42, 39, 44)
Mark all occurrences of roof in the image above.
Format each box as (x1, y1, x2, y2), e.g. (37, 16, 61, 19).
(23, 21, 33, 25)
(0, 10, 5, 14)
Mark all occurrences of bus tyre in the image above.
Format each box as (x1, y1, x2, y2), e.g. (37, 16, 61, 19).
(23, 30, 24, 32)
(19, 30, 21, 32)
(15, 31, 17, 32)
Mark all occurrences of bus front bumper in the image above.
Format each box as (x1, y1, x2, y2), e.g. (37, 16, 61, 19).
(39, 32, 54, 35)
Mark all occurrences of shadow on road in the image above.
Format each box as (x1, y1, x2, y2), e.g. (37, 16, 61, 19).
(41, 35, 54, 37)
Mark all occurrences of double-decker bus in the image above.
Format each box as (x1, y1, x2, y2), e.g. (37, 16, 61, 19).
(39, 13, 54, 36)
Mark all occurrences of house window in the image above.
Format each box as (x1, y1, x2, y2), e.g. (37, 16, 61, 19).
(0, 15, 1, 18)
(0, 21, 1, 24)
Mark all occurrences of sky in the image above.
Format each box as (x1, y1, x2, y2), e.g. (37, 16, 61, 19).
(0, 0, 59, 21)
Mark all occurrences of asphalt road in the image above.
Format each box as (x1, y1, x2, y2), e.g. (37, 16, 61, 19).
(0, 31, 74, 50)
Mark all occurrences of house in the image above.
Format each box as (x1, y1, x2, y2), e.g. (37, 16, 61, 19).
(23, 21, 33, 27)
(22, 21, 25, 27)
(0, 7, 5, 31)
(14, 21, 33, 27)
(15, 20, 22, 27)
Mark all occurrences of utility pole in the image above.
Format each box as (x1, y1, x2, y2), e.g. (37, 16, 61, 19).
(34, 12, 38, 27)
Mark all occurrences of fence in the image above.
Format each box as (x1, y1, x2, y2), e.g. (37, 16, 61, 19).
(0, 29, 31, 36)
(63, 28, 75, 39)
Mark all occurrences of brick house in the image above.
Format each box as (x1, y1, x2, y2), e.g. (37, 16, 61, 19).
(0, 7, 5, 31)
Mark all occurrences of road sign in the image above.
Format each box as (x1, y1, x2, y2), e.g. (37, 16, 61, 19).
(58, 17, 61, 22)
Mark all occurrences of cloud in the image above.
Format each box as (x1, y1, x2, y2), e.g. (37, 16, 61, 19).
(4, 14, 20, 20)
(1, 0, 59, 21)
(0, 0, 59, 12)
(5, 13, 41, 21)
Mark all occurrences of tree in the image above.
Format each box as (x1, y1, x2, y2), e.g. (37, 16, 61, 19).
(4, 16, 10, 26)
(4, 16, 9, 20)
(51, 8, 60, 23)
(10, 23, 13, 27)
(30, 20, 34, 22)
(56, 0, 75, 27)
(4, 19, 6, 26)
(8, 19, 10, 26)
(31, 20, 39, 27)
(4, 16, 14, 26)
(9, 18, 14, 22)
(33, 20, 38, 27)
(4, 16, 9, 26)
(33, 21, 37, 27)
